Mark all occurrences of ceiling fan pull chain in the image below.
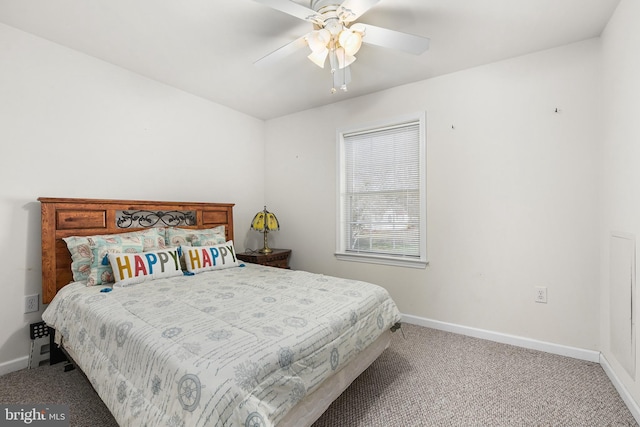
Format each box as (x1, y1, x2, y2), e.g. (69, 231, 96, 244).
(330, 53, 337, 94)
(341, 48, 348, 92)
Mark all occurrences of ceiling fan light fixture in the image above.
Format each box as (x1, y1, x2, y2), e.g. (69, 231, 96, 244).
(306, 29, 332, 68)
(307, 29, 331, 53)
(308, 48, 329, 68)
(252, 0, 429, 94)
(338, 28, 362, 56)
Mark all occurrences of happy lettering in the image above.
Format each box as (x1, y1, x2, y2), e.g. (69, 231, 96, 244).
(116, 250, 180, 279)
(185, 244, 236, 271)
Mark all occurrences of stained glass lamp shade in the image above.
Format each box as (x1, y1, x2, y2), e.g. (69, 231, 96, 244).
(250, 206, 280, 254)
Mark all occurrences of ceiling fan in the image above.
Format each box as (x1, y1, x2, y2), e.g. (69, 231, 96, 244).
(252, 0, 430, 93)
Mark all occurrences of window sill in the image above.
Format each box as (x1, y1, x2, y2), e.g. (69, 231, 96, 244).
(335, 252, 428, 269)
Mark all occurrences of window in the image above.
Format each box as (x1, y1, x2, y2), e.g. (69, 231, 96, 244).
(336, 112, 427, 268)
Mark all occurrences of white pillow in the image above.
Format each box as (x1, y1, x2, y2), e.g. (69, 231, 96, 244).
(109, 248, 183, 287)
(182, 240, 239, 274)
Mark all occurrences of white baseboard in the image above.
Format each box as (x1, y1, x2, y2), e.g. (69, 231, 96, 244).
(600, 354, 640, 424)
(401, 314, 600, 362)
(0, 356, 28, 377)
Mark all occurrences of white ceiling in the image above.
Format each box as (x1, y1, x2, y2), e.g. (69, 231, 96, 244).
(0, 0, 620, 120)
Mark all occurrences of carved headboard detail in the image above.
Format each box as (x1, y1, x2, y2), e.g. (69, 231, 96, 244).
(38, 197, 234, 304)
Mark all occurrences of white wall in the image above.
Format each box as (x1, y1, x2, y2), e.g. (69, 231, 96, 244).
(601, 0, 640, 407)
(265, 39, 602, 350)
(0, 23, 266, 372)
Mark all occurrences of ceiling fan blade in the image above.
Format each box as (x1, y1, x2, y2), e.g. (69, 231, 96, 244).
(352, 23, 430, 55)
(253, 0, 322, 23)
(338, 0, 381, 23)
(254, 35, 308, 68)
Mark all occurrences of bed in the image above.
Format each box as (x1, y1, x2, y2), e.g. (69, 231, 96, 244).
(38, 197, 402, 427)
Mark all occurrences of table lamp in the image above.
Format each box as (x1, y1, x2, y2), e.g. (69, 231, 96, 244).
(250, 206, 280, 254)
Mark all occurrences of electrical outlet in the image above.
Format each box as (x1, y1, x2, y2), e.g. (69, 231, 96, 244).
(535, 286, 547, 304)
(24, 294, 39, 313)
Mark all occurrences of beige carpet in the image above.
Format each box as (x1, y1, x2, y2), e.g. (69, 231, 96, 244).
(0, 323, 636, 426)
(314, 324, 637, 426)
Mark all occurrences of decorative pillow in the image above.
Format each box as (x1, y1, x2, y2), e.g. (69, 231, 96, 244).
(64, 234, 144, 286)
(137, 227, 167, 252)
(62, 237, 93, 283)
(87, 244, 139, 286)
(63, 228, 166, 285)
(109, 248, 183, 288)
(166, 226, 226, 247)
(182, 240, 239, 274)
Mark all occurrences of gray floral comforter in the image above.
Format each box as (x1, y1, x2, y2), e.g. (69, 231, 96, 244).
(42, 263, 401, 426)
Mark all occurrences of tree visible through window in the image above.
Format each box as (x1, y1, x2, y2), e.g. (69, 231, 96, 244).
(336, 113, 427, 268)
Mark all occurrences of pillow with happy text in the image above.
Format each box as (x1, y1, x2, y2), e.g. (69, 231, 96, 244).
(181, 240, 239, 274)
(109, 248, 183, 288)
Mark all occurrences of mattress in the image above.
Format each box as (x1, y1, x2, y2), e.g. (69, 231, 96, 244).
(42, 263, 401, 426)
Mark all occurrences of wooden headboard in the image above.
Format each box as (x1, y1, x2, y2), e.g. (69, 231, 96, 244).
(38, 197, 234, 304)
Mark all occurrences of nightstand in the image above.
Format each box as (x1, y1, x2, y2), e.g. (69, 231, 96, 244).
(237, 249, 291, 269)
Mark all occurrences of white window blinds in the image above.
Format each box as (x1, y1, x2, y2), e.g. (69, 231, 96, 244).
(337, 116, 426, 267)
